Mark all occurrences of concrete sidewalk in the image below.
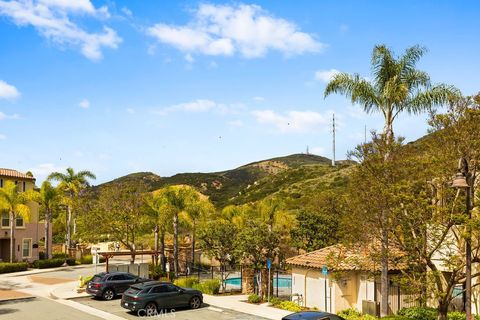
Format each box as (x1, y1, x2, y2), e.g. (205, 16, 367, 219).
(203, 294, 292, 320)
(0, 263, 106, 279)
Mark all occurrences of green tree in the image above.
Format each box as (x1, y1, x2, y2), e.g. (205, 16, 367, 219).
(153, 185, 200, 276)
(30, 181, 62, 259)
(0, 181, 31, 262)
(197, 219, 237, 291)
(47, 168, 95, 248)
(77, 182, 150, 263)
(325, 44, 460, 317)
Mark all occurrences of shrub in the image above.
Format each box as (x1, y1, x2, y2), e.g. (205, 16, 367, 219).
(78, 255, 106, 264)
(382, 316, 410, 320)
(269, 297, 283, 307)
(248, 294, 262, 304)
(338, 309, 377, 320)
(33, 258, 75, 269)
(278, 301, 303, 312)
(0, 262, 28, 274)
(174, 277, 200, 288)
(52, 252, 67, 259)
(398, 307, 437, 320)
(192, 279, 220, 295)
(79, 275, 94, 288)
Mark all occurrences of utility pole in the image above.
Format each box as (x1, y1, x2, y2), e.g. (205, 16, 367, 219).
(332, 113, 336, 166)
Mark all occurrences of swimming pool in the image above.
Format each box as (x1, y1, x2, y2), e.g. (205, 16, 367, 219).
(223, 276, 292, 288)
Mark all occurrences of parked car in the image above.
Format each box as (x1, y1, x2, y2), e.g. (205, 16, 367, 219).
(121, 281, 203, 315)
(86, 271, 147, 300)
(282, 311, 346, 320)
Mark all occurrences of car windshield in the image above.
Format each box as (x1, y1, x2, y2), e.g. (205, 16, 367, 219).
(125, 287, 142, 295)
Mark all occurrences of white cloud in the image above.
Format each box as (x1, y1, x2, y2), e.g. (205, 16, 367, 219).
(0, 111, 20, 120)
(0, 80, 20, 100)
(79, 98, 90, 109)
(253, 96, 265, 102)
(0, 0, 121, 61)
(0, 134, 6, 140)
(147, 3, 323, 59)
(154, 99, 243, 116)
(252, 109, 329, 133)
(185, 53, 195, 63)
(121, 6, 132, 17)
(314, 69, 340, 83)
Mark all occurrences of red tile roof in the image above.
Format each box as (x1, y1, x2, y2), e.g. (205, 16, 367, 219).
(286, 243, 406, 272)
(0, 168, 35, 180)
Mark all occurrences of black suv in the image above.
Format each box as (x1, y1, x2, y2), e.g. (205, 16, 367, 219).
(86, 272, 147, 300)
(121, 281, 203, 315)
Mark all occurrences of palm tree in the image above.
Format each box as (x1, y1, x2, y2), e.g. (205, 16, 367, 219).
(325, 44, 460, 142)
(180, 195, 214, 269)
(324, 44, 460, 316)
(47, 168, 96, 249)
(30, 181, 62, 259)
(146, 191, 174, 272)
(155, 186, 198, 276)
(0, 181, 31, 262)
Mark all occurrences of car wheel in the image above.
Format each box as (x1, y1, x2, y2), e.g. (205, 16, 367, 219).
(189, 296, 202, 309)
(102, 288, 115, 300)
(144, 302, 158, 316)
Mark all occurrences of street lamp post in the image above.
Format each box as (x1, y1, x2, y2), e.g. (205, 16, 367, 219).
(452, 157, 472, 320)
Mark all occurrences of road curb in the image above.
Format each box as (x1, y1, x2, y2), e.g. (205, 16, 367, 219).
(0, 296, 36, 304)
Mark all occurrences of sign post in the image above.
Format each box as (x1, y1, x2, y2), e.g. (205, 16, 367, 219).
(267, 259, 272, 302)
(92, 247, 99, 274)
(322, 266, 328, 312)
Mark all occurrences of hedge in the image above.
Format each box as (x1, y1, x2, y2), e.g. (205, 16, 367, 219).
(338, 309, 376, 320)
(78, 254, 106, 264)
(0, 262, 28, 274)
(33, 258, 76, 269)
(192, 279, 221, 295)
(174, 277, 199, 288)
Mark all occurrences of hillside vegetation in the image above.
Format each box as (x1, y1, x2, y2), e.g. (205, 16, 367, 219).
(99, 154, 354, 207)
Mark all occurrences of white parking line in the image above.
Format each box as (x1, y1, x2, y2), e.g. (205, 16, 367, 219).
(207, 306, 224, 313)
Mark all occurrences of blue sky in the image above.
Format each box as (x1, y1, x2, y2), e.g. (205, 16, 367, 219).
(0, 0, 479, 184)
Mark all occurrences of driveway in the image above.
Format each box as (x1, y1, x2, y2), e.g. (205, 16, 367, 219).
(72, 296, 269, 320)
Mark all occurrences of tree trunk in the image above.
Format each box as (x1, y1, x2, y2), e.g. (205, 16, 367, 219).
(191, 222, 196, 268)
(10, 212, 15, 263)
(45, 210, 51, 259)
(160, 232, 166, 273)
(173, 212, 179, 276)
(154, 225, 159, 266)
(380, 214, 389, 317)
(66, 205, 72, 249)
(437, 300, 449, 320)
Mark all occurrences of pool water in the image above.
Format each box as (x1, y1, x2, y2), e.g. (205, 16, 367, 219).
(223, 276, 292, 288)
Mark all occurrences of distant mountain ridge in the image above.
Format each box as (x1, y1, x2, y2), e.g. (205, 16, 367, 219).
(99, 153, 354, 207)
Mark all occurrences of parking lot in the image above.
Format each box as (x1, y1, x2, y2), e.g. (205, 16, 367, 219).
(72, 296, 269, 320)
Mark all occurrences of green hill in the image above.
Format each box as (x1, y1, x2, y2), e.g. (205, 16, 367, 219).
(99, 153, 354, 208)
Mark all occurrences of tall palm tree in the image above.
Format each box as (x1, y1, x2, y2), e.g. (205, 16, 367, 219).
(146, 191, 174, 272)
(155, 186, 198, 276)
(47, 168, 96, 249)
(180, 195, 214, 269)
(324, 44, 460, 316)
(0, 181, 31, 262)
(29, 181, 62, 259)
(325, 44, 460, 142)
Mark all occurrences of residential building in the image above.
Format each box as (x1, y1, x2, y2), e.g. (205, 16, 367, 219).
(286, 244, 416, 316)
(0, 168, 45, 262)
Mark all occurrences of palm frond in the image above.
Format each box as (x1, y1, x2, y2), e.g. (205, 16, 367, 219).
(405, 84, 462, 115)
(325, 73, 379, 113)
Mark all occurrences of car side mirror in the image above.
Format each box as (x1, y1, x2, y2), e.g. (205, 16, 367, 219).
(178, 288, 185, 293)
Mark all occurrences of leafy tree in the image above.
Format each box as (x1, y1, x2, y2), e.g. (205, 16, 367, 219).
(197, 219, 237, 291)
(152, 185, 200, 276)
(0, 181, 31, 262)
(291, 191, 344, 252)
(77, 182, 150, 263)
(234, 220, 279, 299)
(30, 181, 62, 259)
(47, 168, 95, 248)
(325, 44, 460, 317)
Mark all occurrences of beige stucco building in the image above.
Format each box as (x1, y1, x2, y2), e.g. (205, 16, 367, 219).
(0, 168, 46, 262)
(286, 244, 416, 316)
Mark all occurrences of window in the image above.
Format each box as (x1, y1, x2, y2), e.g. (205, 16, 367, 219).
(110, 274, 125, 281)
(22, 181, 26, 192)
(22, 238, 32, 258)
(166, 284, 179, 292)
(0, 178, 3, 188)
(152, 285, 169, 293)
(1, 212, 9, 227)
(16, 216, 24, 227)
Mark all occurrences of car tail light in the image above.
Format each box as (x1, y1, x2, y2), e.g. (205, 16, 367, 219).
(92, 283, 102, 289)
